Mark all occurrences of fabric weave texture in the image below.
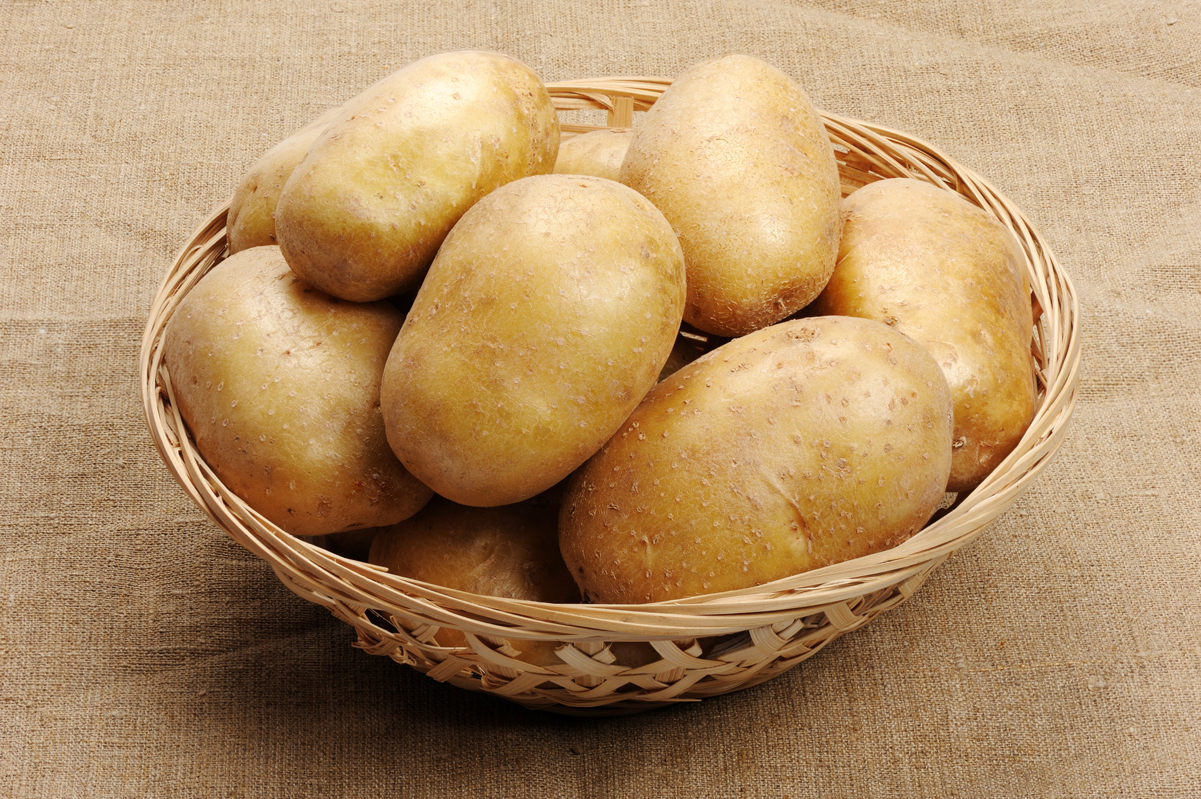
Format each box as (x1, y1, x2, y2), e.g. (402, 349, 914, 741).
(1, 1, 1198, 796)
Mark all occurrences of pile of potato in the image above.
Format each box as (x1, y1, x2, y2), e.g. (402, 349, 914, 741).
(163, 51, 1035, 614)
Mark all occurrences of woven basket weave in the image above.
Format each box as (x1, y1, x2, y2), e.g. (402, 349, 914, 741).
(139, 77, 1081, 715)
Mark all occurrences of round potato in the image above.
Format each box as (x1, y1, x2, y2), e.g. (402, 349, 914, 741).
(553, 128, 634, 181)
(381, 174, 687, 507)
(560, 316, 954, 604)
(226, 104, 343, 254)
(276, 50, 560, 302)
(162, 246, 434, 536)
(620, 54, 842, 337)
(810, 178, 1036, 492)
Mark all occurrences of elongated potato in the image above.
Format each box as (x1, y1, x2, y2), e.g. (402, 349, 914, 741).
(553, 128, 634, 181)
(275, 50, 560, 302)
(560, 316, 954, 604)
(810, 178, 1036, 492)
(381, 174, 686, 507)
(226, 104, 343, 254)
(162, 246, 433, 535)
(227, 67, 413, 254)
(620, 54, 842, 337)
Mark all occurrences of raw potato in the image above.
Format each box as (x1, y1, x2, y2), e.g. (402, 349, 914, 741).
(227, 68, 412, 253)
(276, 50, 560, 302)
(368, 495, 661, 668)
(162, 246, 433, 536)
(553, 128, 634, 181)
(560, 316, 954, 604)
(810, 178, 1036, 492)
(381, 174, 687, 507)
(227, 104, 343, 254)
(620, 54, 842, 337)
(369, 495, 580, 604)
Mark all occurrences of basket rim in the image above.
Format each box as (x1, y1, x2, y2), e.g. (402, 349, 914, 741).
(139, 76, 1081, 641)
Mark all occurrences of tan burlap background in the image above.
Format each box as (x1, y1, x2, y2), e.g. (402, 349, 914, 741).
(2, 0, 1198, 796)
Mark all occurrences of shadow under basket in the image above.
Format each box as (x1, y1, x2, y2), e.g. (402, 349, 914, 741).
(139, 77, 1081, 715)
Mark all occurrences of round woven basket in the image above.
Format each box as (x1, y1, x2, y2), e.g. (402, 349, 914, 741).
(139, 77, 1081, 715)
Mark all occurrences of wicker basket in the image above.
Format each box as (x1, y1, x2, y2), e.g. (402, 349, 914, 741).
(139, 77, 1081, 715)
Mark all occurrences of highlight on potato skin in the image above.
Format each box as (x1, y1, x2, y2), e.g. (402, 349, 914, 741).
(811, 178, 1037, 493)
(559, 316, 955, 604)
(161, 246, 433, 536)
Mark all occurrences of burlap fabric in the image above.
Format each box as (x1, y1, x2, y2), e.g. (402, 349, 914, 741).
(2, 1, 1197, 796)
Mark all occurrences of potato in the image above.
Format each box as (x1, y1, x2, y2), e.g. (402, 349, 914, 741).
(226, 104, 343, 254)
(370, 495, 664, 668)
(227, 68, 415, 253)
(810, 178, 1036, 492)
(553, 128, 634, 181)
(559, 316, 954, 604)
(275, 50, 560, 302)
(619, 54, 842, 337)
(161, 246, 433, 536)
(370, 495, 579, 604)
(381, 174, 687, 507)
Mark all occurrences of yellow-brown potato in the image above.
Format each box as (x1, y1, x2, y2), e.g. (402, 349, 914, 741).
(371, 496, 656, 668)
(370, 495, 580, 604)
(620, 54, 842, 337)
(560, 316, 954, 604)
(810, 178, 1036, 492)
(226, 105, 343, 254)
(276, 50, 560, 302)
(553, 128, 634, 181)
(161, 246, 434, 536)
(381, 174, 687, 507)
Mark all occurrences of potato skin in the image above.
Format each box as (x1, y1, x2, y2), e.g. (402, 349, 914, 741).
(162, 246, 433, 535)
(553, 128, 634, 181)
(381, 174, 687, 508)
(559, 316, 954, 604)
(810, 179, 1036, 492)
(226, 105, 343, 254)
(276, 50, 560, 302)
(619, 54, 842, 337)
